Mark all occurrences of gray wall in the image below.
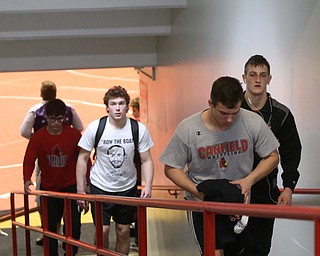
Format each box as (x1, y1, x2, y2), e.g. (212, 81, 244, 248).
(142, 0, 320, 255)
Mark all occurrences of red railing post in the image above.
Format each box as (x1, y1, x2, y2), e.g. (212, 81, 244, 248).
(23, 194, 31, 256)
(95, 201, 104, 255)
(315, 217, 320, 256)
(10, 193, 18, 256)
(138, 205, 147, 256)
(203, 210, 215, 256)
(64, 197, 73, 255)
(42, 196, 50, 256)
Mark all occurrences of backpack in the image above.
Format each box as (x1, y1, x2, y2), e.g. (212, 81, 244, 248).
(93, 116, 142, 185)
(33, 104, 73, 133)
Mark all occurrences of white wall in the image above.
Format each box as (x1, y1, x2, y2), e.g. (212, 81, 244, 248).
(143, 0, 320, 255)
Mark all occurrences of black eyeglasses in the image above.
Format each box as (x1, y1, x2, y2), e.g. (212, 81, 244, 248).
(48, 116, 64, 123)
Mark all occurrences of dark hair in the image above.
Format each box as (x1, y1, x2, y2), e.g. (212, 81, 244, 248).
(41, 80, 57, 101)
(45, 99, 67, 117)
(210, 76, 243, 108)
(244, 55, 270, 75)
(103, 85, 130, 106)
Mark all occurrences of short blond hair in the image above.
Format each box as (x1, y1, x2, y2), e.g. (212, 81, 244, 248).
(41, 80, 56, 101)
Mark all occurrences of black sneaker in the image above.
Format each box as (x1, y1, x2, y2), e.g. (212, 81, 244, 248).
(36, 236, 44, 246)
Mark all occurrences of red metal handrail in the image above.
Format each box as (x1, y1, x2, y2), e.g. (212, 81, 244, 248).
(9, 188, 320, 256)
(2, 187, 319, 223)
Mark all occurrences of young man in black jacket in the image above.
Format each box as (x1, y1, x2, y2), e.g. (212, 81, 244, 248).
(241, 54, 302, 255)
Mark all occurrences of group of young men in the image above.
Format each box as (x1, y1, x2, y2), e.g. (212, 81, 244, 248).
(21, 54, 301, 256)
(21, 82, 152, 256)
(161, 55, 301, 256)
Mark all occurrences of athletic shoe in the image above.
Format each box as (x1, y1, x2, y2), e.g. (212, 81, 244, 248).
(130, 241, 139, 251)
(234, 215, 249, 234)
(36, 235, 44, 246)
(0, 229, 8, 236)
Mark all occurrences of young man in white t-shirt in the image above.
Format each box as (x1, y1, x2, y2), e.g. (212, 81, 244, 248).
(76, 85, 154, 255)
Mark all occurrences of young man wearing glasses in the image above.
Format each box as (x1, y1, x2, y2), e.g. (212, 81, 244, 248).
(20, 80, 84, 246)
(23, 99, 83, 256)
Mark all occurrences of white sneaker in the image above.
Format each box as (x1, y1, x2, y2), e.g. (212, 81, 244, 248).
(234, 215, 249, 234)
(0, 229, 8, 236)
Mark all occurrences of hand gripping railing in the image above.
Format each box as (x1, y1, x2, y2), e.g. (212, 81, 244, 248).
(9, 188, 320, 256)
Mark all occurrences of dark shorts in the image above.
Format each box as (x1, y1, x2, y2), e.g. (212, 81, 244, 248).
(90, 183, 137, 226)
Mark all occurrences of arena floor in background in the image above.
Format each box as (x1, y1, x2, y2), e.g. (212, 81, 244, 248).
(0, 68, 140, 255)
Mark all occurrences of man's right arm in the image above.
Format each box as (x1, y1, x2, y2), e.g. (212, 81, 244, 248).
(231, 149, 279, 195)
(164, 165, 204, 200)
(23, 139, 37, 193)
(76, 148, 91, 195)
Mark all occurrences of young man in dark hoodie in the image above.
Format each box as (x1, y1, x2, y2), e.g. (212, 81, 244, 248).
(241, 54, 302, 255)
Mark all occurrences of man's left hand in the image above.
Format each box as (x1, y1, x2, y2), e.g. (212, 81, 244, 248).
(277, 187, 293, 206)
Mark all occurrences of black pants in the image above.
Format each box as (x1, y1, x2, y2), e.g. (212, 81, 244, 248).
(241, 177, 280, 256)
(40, 185, 81, 256)
(242, 217, 275, 256)
(189, 211, 244, 256)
